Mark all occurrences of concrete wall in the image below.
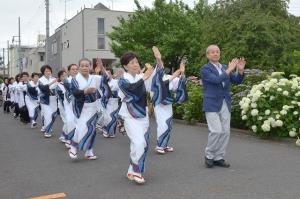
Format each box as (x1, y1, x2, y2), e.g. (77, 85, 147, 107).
(61, 12, 83, 69)
(58, 8, 130, 68)
(9, 46, 34, 77)
(26, 47, 45, 74)
(83, 9, 129, 63)
(47, 29, 62, 75)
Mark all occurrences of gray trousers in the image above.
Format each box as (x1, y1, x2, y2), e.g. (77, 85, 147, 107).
(205, 100, 230, 161)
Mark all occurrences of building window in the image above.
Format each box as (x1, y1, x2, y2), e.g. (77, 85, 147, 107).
(97, 18, 105, 49)
(98, 18, 105, 34)
(40, 55, 44, 62)
(97, 36, 105, 49)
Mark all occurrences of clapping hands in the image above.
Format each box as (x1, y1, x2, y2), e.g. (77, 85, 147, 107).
(227, 57, 246, 75)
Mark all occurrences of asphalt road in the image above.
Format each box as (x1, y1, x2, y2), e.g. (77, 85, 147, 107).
(0, 111, 300, 199)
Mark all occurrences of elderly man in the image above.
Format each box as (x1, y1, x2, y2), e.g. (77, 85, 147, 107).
(200, 44, 246, 168)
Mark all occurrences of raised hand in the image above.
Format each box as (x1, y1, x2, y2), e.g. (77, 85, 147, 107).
(96, 57, 104, 68)
(114, 69, 124, 79)
(152, 46, 163, 68)
(226, 58, 238, 74)
(95, 57, 105, 75)
(94, 66, 101, 74)
(152, 46, 161, 60)
(143, 66, 154, 81)
(179, 62, 186, 75)
(145, 63, 152, 69)
(169, 69, 181, 81)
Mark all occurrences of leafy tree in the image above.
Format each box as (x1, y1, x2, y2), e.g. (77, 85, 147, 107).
(109, 0, 300, 75)
(109, 0, 199, 70)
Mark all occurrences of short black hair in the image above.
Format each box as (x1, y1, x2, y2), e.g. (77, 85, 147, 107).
(31, 72, 40, 78)
(40, 65, 53, 75)
(57, 70, 66, 81)
(15, 74, 20, 83)
(20, 72, 29, 78)
(8, 77, 14, 84)
(79, 58, 92, 66)
(67, 64, 78, 71)
(120, 52, 139, 66)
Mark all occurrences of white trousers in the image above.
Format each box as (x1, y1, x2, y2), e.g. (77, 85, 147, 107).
(205, 100, 231, 161)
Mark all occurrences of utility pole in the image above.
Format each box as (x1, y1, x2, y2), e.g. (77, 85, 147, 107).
(45, 0, 50, 64)
(18, 17, 22, 74)
(63, 0, 72, 23)
(3, 48, 5, 77)
(7, 40, 10, 77)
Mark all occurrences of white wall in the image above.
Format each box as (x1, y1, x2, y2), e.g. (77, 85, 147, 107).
(27, 48, 45, 74)
(61, 12, 83, 69)
(60, 8, 130, 68)
(83, 9, 130, 61)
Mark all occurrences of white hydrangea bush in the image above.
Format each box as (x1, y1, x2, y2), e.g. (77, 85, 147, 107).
(239, 72, 300, 146)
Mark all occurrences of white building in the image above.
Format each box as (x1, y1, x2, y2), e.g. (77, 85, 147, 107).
(8, 35, 46, 77)
(24, 46, 45, 74)
(8, 45, 34, 77)
(47, 3, 130, 72)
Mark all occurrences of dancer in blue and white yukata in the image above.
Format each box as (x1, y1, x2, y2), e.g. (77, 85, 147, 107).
(117, 48, 161, 184)
(12, 74, 20, 118)
(38, 65, 58, 138)
(56, 70, 70, 144)
(1, 78, 12, 113)
(101, 68, 121, 138)
(68, 58, 102, 160)
(18, 72, 31, 124)
(94, 58, 121, 138)
(25, 73, 40, 128)
(150, 49, 188, 154)
(61, 64, 78, 148)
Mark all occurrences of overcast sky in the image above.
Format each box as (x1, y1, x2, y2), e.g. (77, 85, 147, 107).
(0, 0, 299, 50)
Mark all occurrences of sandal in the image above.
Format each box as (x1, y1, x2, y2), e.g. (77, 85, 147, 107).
(155, 146, 166, 154)
(85, 155, 98, 160)
(133, 174, 145, 184)
(68, 149, 78, 159)
(165, 146, 174, 152)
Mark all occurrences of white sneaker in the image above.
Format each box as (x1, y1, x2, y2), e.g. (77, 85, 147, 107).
(41, 127, 46, 132)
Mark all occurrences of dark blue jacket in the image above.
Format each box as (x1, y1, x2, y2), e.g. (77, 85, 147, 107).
(200, 62, 244, 112)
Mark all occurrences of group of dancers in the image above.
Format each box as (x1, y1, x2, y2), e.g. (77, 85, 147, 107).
(0, 46, 188, 184)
